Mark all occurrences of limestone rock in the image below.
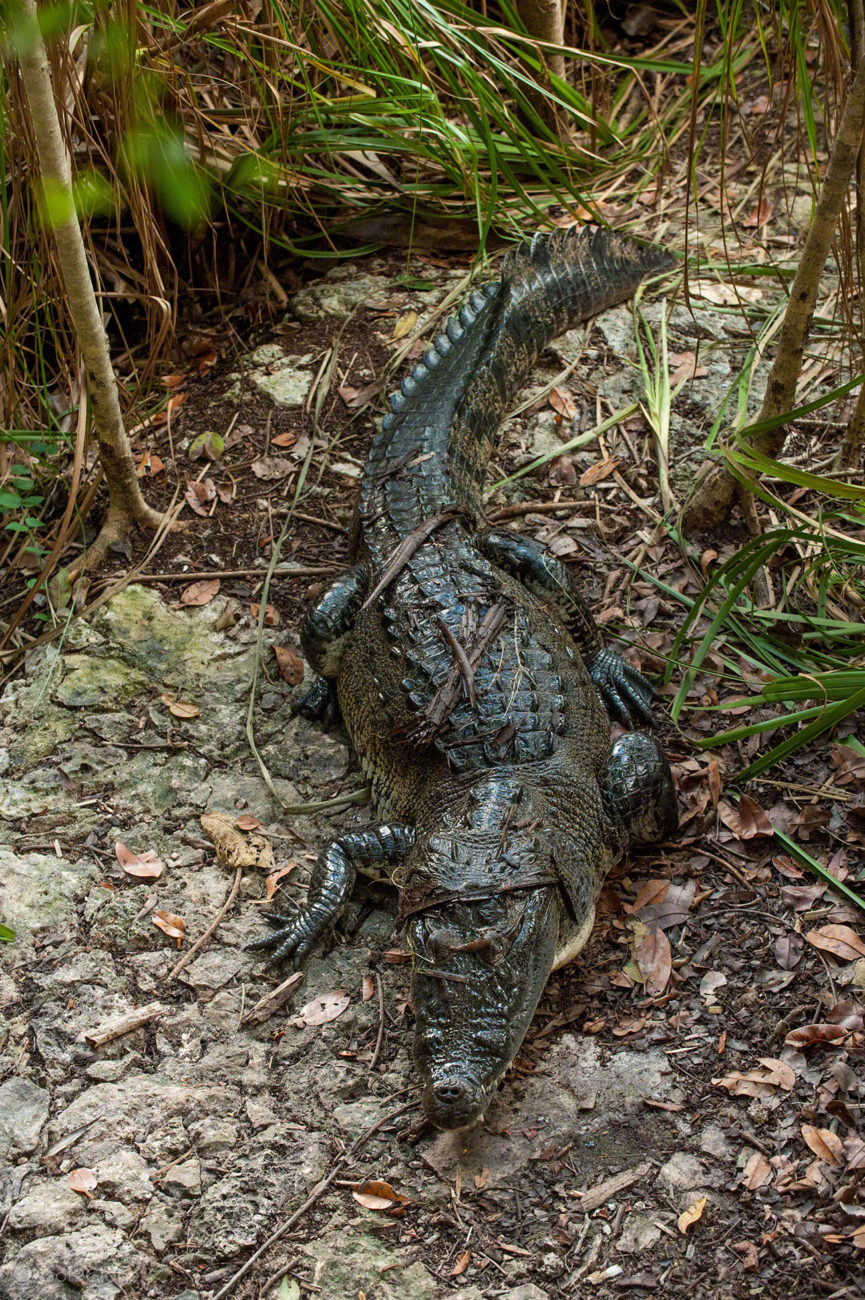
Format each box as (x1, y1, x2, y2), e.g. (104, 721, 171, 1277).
(7, 1178, 86, 1233)
(0, 1078, 50, 1154)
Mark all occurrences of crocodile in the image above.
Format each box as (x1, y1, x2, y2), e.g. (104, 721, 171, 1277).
(251, 227, 679, 1130)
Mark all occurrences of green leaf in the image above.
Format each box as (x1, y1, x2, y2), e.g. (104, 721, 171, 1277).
(0, 925, 15, 943)
(278, 1279, 301, 1300)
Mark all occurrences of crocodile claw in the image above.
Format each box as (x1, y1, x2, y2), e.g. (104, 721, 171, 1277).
(246, 910, 327, 967)
(588, 647, 658, 728)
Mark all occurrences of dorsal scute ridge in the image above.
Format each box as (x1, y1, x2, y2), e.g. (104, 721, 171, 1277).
(382, 280, 503, 431)
(380, 226, 672, 435)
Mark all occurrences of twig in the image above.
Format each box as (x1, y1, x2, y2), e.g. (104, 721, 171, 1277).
(241, 971, 304, 1027)
(437, 618, 476, 707)
(359, 509, 459, 612)
(487, 498, 586, 521)
(84, 1002, 169, 1048)
(98, 564, 337, 585)
(211, 1101, 418, 1300)
(164, 866, 243, 983)
(368, 972, 385, 1075)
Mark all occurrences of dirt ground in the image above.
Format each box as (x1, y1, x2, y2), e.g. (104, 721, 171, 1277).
(2, 243, 865, 1300)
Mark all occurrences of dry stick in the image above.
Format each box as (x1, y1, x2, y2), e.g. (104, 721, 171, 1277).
(163, 866, 242, 983)
(368, 972, 386, 1075)
(211, 1101, 418, 1300)
(682, 53, 865, 533)
(97, 564, 338, 585)
(84, 1003, 168, 1048)
(11, 1, 165, 569)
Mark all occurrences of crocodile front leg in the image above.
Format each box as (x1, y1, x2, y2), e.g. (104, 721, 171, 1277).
(477, 529, 657, 727)
(603, 732, 678, 846)
(248, 824, 416, 967)
(300, 564, 370, 677)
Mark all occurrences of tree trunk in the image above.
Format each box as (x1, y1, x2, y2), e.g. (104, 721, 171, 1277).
(516, 0, 567, 136)
(11, 0, 165, 568)
(681, 54, 865, 533)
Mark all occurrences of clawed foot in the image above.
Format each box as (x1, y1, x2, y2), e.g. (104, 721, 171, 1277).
(246, 909, 329, 967)
(588, 647, 658, 729)
(291, 675, 342, 729)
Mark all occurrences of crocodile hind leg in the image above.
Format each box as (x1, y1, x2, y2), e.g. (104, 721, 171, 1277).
(248, 824, 416, 967)
(477, 529, 657, 728)
(603, 732, 678, 846)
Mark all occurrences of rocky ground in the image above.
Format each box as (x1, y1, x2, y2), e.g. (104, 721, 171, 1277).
(1, 255, 864, 1300)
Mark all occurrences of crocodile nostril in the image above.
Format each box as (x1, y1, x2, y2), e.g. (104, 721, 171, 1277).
(433, 1081, 465, 1104)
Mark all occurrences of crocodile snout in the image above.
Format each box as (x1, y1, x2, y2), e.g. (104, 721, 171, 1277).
(423, 1071, 486, 1130)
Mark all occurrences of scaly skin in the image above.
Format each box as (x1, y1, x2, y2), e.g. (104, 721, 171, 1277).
(251, 227, 678, 1130)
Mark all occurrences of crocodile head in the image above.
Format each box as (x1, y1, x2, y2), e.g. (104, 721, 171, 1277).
(408, 886, 559, 1130)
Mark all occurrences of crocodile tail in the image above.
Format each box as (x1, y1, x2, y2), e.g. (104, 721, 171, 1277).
(447, 226, 674, 513)
(359, 227, 673, 547)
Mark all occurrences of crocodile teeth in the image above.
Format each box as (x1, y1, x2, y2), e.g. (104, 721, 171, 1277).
(435, 333, 451, 354)
(469, 289, 486, 311)
(446, 318, 464, 343)
(401, 375, 417, 398)
(458, 305, 475, 327)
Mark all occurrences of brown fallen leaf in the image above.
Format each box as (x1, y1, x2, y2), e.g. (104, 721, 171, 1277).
(828, 999, 865, 1031)
(392, 309, 417, 341)
(184, 477, 217, 515)
(742, 198, 773, 228)
(450, 1251, 471, 1277)
(69, 1168, 98, 1198)
(291, 991, 350, 1027)
(699, 970, 727, 1004)
(628, 879, 668, 912)
(152, 910, 186, 945)
(632, 922, 672, 997)
(114, 841, 164, 880)
(774, 933, 804, 969)
(784, 1022, 848, 1049)
(361, 973, 375, 1002)
(180, 578, 221, 607)
(579, 456, 620, 487)
(736, 793, 774, 839)
(168, 700, 200, 719)
(474, 1167, 490, 1190)
(251, 456, 294, 480)
(741, 1152, 772, 1190)
(137, 451, 165, 477)
(801, 1124, 844, 1166)
(264, 864, 296, 900)
(549, 386, 577, 419)
(235, 815, 261, 831)
(250, 602, 281, 626)
(806, 924, 865, 962)
(351, 1179, 411, 1210)
(714, 1056, 794, 1097)
(271, 431, 297, 448)
(678, 1196, 707, 1234)
(274, 645, 305, 685)
(732, 1241, 760, 1271)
